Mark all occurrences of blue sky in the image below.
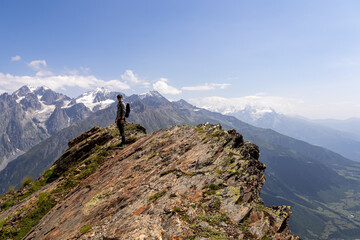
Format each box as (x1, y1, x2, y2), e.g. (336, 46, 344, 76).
(1, 1, 360, 119)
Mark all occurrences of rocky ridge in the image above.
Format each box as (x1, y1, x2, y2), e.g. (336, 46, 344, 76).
(0, 124, 299, 239)
(0, 123, 299, 239)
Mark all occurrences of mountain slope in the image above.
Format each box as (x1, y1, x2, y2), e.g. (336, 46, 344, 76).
(1, 92, 360, 239)
(0, 104, 118, 194)
(226, 107, 360, 162)
(0, 123, 299, 240)
(0, 86, 121, 171)
(313, 118, 360, 141)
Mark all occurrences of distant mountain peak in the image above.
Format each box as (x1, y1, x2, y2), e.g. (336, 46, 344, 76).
(239, 105, 276, 120)
(93, 87, 111, 93)
(134, 90, 170, 107)
(78, 87, 113, 98)
(13, 85, 33, 97)
(175, 99, 197, 109)
(13, 85, 54, 99)
(139, 90, 164, 99)
(36, 85, 50, 90)
(75, 88, 117, 111)
(34, 86, 50, 93)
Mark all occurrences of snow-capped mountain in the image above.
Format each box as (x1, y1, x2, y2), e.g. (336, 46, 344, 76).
(206, 105, 360, 162)
(0, 86, 121, 171)
(73, 87, 118, 111)
(195, 99, 277, 122)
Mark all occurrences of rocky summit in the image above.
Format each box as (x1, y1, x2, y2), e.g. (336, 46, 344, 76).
(0, 122, 299, 240)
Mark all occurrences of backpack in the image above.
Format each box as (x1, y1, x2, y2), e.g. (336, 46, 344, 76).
(125, 103, 130, 118)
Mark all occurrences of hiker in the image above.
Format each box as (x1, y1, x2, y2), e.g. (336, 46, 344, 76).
(115, 94, 126, 147)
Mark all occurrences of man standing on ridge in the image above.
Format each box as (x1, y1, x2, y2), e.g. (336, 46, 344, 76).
(115, 94, 126, 148)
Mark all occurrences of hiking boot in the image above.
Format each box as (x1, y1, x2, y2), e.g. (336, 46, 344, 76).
(120, 143, 126, 149)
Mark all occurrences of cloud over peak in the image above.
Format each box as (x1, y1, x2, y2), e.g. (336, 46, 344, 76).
(28, 60, 47, 71)
(153, 78, 181, 95)
(182, 83, 230, 91)
(121, 70, 150, 87)
(0, 72, 131, 93)
(189, 95, 304, 116)
(0, 59, 133, 93)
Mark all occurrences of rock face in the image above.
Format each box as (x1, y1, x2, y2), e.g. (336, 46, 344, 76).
(0, 122, 299, 239)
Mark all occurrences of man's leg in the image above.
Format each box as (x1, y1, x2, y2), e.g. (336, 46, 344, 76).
(118, 121, 126, 144)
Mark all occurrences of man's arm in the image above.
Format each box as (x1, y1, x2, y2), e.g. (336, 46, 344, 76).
(120, 101, 126, 124)
(115, 102, 121, 123)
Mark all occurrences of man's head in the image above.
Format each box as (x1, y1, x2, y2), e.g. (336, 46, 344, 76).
(117, 94, 123, 101)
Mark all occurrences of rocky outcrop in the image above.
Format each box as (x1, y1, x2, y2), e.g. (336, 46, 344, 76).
(0, 122, 299, 239)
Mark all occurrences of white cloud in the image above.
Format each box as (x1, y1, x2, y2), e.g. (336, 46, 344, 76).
(189, 95, 304, 116)
(101, 79, 130, 90)
(0, 72, 130, 93)
(0, 59, 131, 93)
(36, 70, 53, 77)
(28, 60, 47, 70)
(121, 70, 150, 87)
(182, 83, 230, 91)
(189, 95, 360, 119)
(153, 78, 181, 95)
(63, 66, 91, 75)
(11, 55, 21, 61)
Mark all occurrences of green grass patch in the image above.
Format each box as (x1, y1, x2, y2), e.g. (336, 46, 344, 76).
(0, 217, 10, 227)
(182, 214, 190, 221)
(80, 225, 92, 234)
(11, 192, 56, 240)
(214, 198, 221, 210)
(173, 206, 181, 212)
(148, 190, 167, 201)
(21, 176, 33, 188)
(202, 183, 226, 196)
(241, 225, 250, 231)
(160, 170, 175, 177)
(78, 161, 99, 180)
(51, 176, 79, 194)
(0, 226, 17, 239)
(19, 167, 57, 200)
(195, 126, 207, 135)
(43, 167, 56, 182)
(7, 186, 15, 194)
(203, 189, 217, 196)
(183, 171, 196, 176)
(0, 200, 14, 211)
(19, 181, 42, 200)
(196, 225, 228, 239)
(199, 213, 229, 226)
(126, 136, 139, 143)
(148, 152, 157, 160)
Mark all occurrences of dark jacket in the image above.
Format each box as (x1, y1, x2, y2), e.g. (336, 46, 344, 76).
(116, 100, 126, 121)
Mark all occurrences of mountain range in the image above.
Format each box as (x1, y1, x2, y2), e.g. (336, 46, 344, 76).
(0, 86, 360, 239)
(314, 118, 360, 141)
(0, 86, 118, 171)
(217, 106, 360, 162)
